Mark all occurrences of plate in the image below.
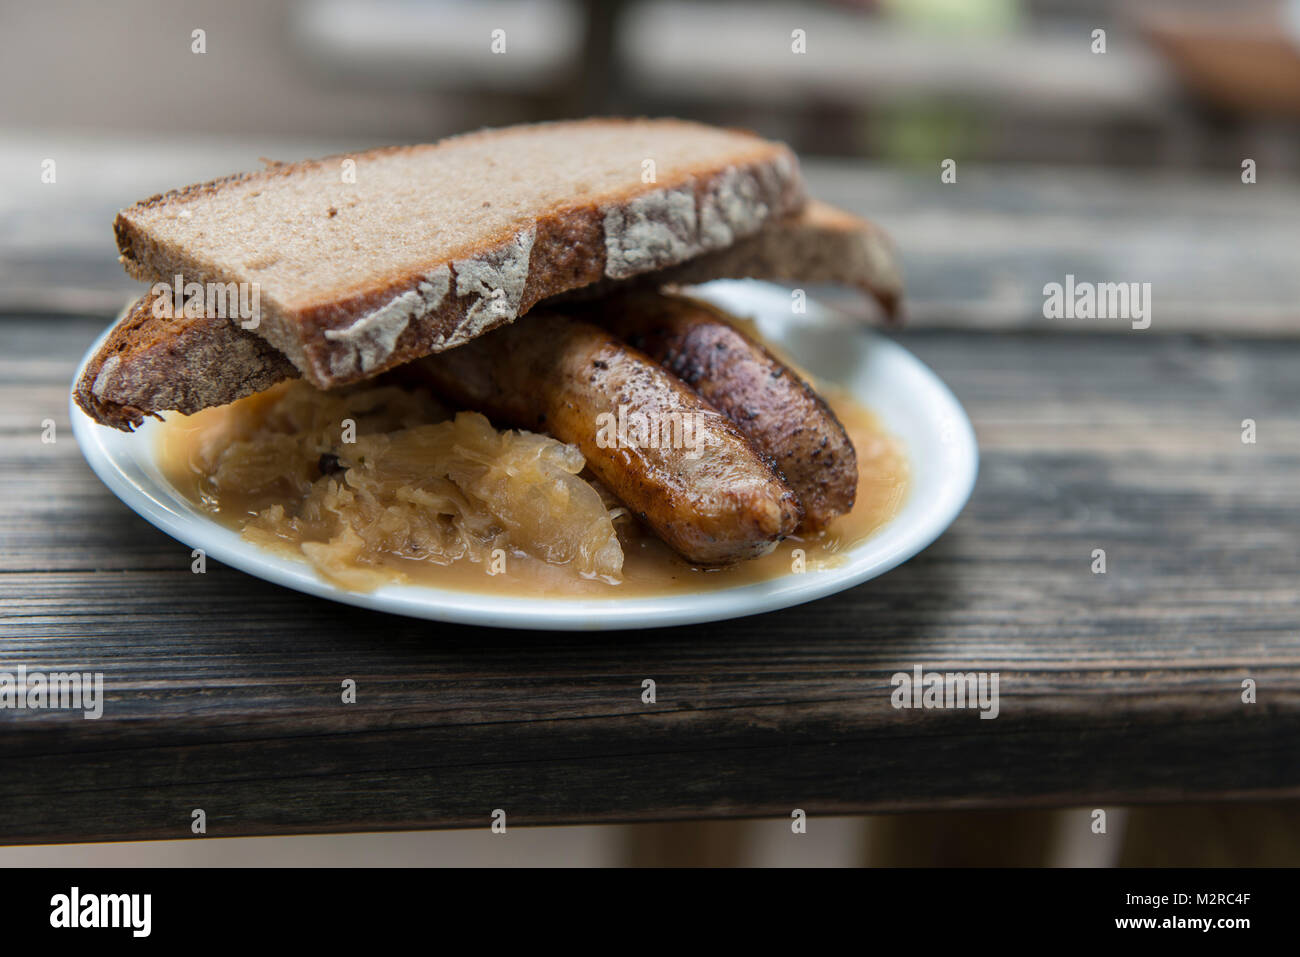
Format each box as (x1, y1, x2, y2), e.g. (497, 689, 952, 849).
(71, 282, 978, 630)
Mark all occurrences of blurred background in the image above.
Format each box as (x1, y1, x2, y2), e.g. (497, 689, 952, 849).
(2, 0, 1298, 866)
(2, 0, 1299, 325)
(6, 0, 1300, 162)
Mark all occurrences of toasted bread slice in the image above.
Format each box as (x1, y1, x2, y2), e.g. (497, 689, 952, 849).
(74, 287, 299, 431)
(77, 200, 903, 430)
(564, 200, 903, 319)
(113, 119, 805, 390)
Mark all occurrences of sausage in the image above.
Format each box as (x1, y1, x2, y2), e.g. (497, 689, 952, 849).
(408, 313, 802, 565)
(596, 293, 857, 531)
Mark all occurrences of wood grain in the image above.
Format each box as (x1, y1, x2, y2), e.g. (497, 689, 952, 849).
(0, 316, 1298, 844)
(4, 141, 1299, 333)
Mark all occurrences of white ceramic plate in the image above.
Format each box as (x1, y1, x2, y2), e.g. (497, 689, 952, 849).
(71, 282, 977, 630)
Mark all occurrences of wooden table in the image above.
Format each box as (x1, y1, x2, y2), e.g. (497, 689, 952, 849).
(1, 147, 1298, 844)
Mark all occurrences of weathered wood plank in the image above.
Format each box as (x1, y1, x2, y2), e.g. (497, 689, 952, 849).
(0, 315, 1297, 843)
(3, 139, 1299, 333)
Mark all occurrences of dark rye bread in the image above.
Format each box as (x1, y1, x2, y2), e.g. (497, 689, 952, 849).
(563, 200, 904, 320)
(78, 200, 904, 430)
(74, 288, 298, 430)
(113, 118, 806, 390)
(661, 200, 902, 319)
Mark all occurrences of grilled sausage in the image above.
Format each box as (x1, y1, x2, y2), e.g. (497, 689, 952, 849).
(409, 313, 802, 565)
(597, 293, 857, 531)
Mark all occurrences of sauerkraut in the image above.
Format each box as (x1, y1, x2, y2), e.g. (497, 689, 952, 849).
(188, 380, 624, 589)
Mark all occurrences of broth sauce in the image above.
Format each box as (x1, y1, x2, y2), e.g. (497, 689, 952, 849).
(156, 384, 908, 598)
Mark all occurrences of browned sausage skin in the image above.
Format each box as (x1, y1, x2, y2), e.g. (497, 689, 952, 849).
(596, 293, 857, 531)
(408, 312, 802, 565)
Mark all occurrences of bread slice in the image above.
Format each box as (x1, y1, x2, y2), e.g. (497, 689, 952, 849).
(74, 287, 299, 431)
(564, 200, 903, 319)
(114, 119, 805, 390)
(77, 200, 903, 430)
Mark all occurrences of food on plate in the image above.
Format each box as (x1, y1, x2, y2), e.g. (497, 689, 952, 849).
(74, 118, 907, 593)
(591, 292, 857, 532)
(406, 311, 802, 565)
(166, 380, 625, 590)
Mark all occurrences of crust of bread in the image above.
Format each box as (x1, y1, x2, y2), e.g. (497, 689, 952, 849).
(113, 119, 806, 389)
(559, 200, 904, 320)
(79, 199, 903, 430)
(73, 289, 298, 431)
